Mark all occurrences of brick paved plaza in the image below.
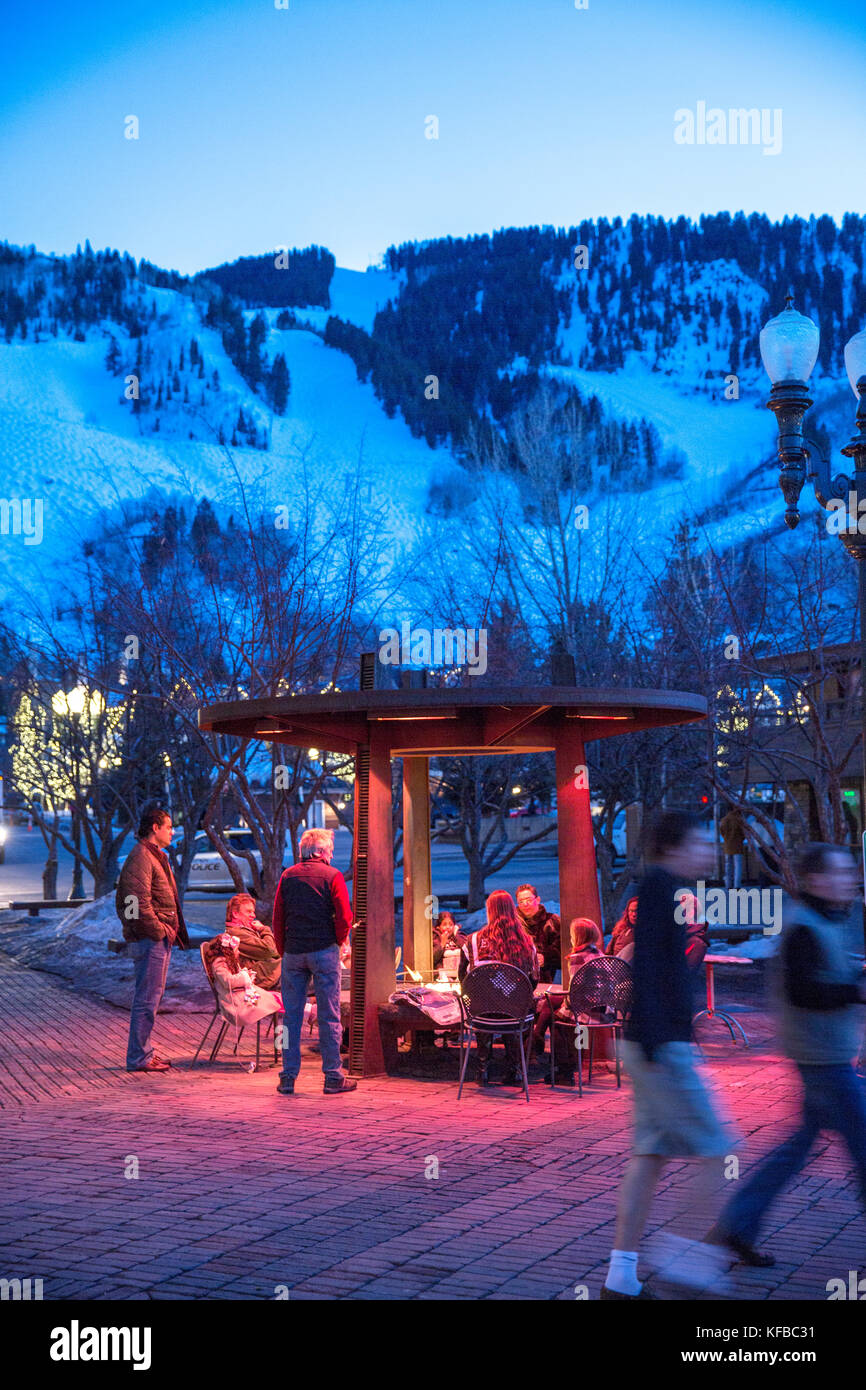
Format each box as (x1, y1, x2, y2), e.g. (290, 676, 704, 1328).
(0, 950, 863, 1302)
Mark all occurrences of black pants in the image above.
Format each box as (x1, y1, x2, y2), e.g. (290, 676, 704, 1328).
(475, 1027, 530, 1073)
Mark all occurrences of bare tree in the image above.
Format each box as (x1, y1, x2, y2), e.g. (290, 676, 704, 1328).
(97, 457, 394, 913)
(640, 514, 861, 891)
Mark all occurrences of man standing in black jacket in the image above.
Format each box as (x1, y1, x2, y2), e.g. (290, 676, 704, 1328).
(602, 811, 731, 1300)
(272, 827, 356, 1096)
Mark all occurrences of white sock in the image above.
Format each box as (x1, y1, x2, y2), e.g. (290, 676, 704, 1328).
(605, 1249, 641, 1296)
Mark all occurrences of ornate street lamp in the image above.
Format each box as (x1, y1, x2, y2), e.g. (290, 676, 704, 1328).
(760, 296, 866, 838)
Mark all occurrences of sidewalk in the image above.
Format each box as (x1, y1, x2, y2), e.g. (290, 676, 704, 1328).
(0, 950, 863, 1300)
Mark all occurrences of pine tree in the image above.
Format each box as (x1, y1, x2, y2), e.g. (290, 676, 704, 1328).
(269, 353, 290, 413)
(104, 335, 121, 374)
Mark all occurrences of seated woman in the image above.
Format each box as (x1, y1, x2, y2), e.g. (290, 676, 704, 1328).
(537, 917, 605, 1086)
(432, 910, 458, 969)
(606, 896, 637, 963)
(678, 890, 710, 971)
(459, 890, 539, 1087)
(224, 892, 281, 990)
(209, 930, 283, 1032)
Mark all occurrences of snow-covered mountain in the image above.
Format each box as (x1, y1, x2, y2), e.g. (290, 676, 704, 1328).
(1, 217, 863, 608)
(0, 253, 432, 603)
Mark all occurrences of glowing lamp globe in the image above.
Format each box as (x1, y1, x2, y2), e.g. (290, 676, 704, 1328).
(844, 328, 866, 397)
(759, 300, 819, 385)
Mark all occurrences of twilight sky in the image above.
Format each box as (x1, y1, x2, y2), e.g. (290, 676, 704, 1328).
(1, 0, 863, 273)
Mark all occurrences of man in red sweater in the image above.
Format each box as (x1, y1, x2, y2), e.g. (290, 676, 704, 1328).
(273, 827, 356, 1095)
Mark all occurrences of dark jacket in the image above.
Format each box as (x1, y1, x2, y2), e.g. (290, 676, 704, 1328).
(606, 918, 634, 958)
(518, 906, 561, 983)
(115, 840, 190, 948)
(624, 864, 692, 1060)
(774, 895, 863, 1065)
(272, 857, 353, 955)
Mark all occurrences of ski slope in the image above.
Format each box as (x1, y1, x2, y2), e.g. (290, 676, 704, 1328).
(0, 285, 441, 605)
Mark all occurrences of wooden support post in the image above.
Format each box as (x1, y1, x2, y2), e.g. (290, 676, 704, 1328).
(555, 721, 602, 980)
(402, 756, 432, 977)
(360, 726, 395, 1074)
(347, 745, 369, 1078)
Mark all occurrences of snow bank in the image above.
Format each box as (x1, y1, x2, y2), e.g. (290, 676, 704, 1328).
(0, 896, 216, 1012)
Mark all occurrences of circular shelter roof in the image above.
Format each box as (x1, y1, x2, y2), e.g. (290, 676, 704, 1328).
(198, 685, 707, 756)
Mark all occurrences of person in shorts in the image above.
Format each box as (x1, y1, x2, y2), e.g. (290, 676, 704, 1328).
(602, 810, 732, 1300)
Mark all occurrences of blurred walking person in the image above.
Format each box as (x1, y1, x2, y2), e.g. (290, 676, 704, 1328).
(708, 843, 866, 1266)
(602, 811, 733, 1299)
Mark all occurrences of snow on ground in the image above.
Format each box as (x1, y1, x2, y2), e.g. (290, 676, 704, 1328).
(534, 353, 804, 562)
(0, 337, 139, 439)
(291, 265, 403, 334)
(711, 934, 779, 960)
(0, 897, 214, 1011)
(543, 355, 775, 488)
(262, 323, 436, 533)
(0, 292, 445, 603)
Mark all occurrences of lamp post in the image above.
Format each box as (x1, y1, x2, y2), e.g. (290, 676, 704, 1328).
(759, 297, 866, 842)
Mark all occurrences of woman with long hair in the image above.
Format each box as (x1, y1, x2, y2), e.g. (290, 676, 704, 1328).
(460, 890, 539, 1086)
(466, 891, 538, 976)
(607, 896, 638, 963)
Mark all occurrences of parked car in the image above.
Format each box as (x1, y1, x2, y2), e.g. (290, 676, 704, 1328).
(116, 827, 277, 892)
(591, 806, 627, 857)
(186, 829, 266, 892)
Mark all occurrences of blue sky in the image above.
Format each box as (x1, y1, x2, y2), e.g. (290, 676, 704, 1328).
(1, 0, 863, 273)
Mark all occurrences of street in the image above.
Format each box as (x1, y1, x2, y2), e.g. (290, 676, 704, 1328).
(0, 823, 567, 929)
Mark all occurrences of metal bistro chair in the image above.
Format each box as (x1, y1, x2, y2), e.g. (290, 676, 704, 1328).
(550, 957, 633, 1095)
(457, 962, 536, 1103)
(192, 941, 281, 1071)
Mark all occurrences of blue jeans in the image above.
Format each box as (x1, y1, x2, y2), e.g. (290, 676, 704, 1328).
(721, 1063, 866, 1244)
(126, 935, 172, 1069)
(280, 946, 344, 1080)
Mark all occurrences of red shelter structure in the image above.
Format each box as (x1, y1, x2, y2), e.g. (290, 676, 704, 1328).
(198, 678, 706, 1075)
